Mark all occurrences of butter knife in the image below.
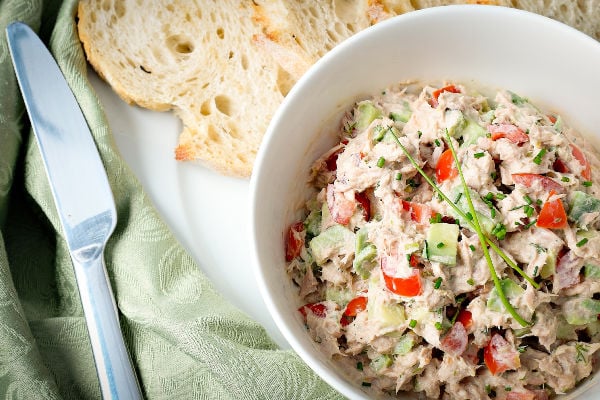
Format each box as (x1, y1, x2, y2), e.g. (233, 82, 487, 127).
(6, 22, 142, 399)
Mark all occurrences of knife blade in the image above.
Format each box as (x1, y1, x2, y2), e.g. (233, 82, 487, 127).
(6, 22, 142, 400)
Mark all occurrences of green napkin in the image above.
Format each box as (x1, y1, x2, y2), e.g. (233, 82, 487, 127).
(0, 1, 344, 398)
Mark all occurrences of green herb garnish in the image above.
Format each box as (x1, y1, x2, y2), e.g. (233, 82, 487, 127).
(377, 157, 385, 168)
(433, 277, 443, 289)
(576, 238, 589, 247)
(474, 152, 485, 159)
(409, 319, 417, 328)
(583, 181, 593, 187)
(389, 129, 534, 326)
(533, 148, 547, 165)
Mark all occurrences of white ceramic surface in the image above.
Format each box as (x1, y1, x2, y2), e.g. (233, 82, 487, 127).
(250, 5, 600, 400)
(89, 73, 289, 349)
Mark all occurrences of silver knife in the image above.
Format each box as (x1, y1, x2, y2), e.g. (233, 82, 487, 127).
(6, 22, 142, 400)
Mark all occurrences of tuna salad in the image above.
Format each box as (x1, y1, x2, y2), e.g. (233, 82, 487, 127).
(285, 82, 600, 399)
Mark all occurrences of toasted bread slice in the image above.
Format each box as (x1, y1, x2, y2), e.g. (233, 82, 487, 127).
(78, 0, 290, 177)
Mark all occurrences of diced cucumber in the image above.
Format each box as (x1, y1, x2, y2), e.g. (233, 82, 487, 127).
(426, 223, 459, 265)
(539, 248, 557, 279)
(355, 101, 382, 130)
(304, 208, 322, 237)
(450, 187, 498, 235)
(325, 287, 353, 307)
(562, 297, 600, 325)
(556, 316, 578, 340)
(393, 333, 416, 355)
(373, 125, 401, 144)
(404, 241, 420, 255)
(553, 115, 563, 133)
(487, 279, 525, 312)
(445, 109, 466, 137)
(370, 354, 393, 372)
(309, 225, 355, 266)
(509, 91, 528, 105)
(459, 118, 488, 147)
(585, 263, 600, 279)
(568, 191, 600, 226)
(586, 320, 600, 341)
(389, 101, 412, 123)
(353, 228, 377, 279)
(368, 275, 405, 329)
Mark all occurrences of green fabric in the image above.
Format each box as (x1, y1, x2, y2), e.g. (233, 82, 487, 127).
(0, 1, 344, 399)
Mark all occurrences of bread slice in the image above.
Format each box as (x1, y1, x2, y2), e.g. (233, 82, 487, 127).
(78, 0, 599, 178)
(253, 0, 600, 82)
(78, 0, 289, 177)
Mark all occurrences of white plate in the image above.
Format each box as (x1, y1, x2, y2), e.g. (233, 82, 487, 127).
(88, 71, 289, 349)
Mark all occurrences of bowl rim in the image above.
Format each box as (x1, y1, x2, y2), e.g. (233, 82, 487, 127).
(249, 5, 600, 399)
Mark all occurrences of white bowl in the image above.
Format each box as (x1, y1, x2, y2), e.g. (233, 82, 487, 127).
(250, 5, 600, 399)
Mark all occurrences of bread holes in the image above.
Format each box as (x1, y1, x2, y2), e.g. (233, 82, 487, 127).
(214, 95, 233, 117)
(240, 54, 249, 70)
(114, 2, 126, 17)
(225, 122, 241, 139)
(228, 51, 234, 60)
(216, 27, 225, 40)
(200, 100, 211, 116)
(206, 124, 221, 143)
(166, 35, 195, 55)
(276, 67, 294, 97)
(101, 0, 111, 12)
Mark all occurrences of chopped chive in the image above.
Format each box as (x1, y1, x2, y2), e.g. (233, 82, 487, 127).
(409, 319, 417, 328)
(577, 238, 589, 247)
(484, 192, 495, 202)
(436, 242, 445, 248)
(505, 386, 512, 392)
(433, 277, 443, 289)
(485, 385, 492, 394)
(467, 278, 475, 286)
(454, 192, 463, 204)
(533, 148, 547, 165)
(490, 171, 498, 180)
(434, 139, 441, 147)
(406, 254, 412, 262)
(583, 181, 593, 187)
(561, 176, 570, 182)
(469, 244, 476, 252)
(495, 193, 507, 200)
(377, 157, 385, 168)
(395, 172, 402, 180)
(510, 204, 525, 211)
(533, 266, 539, 276)
(407, 178, 419, 188)
(417, 131, 422, 138)
(474, 152, 485, 159)
(490, 208, 496, 218)
(524, 205, 534, 217)
(525, 219, 537, 229)
(465, 212, 473, 221)
(356, 361, 363, 370)
(523, 195, 533, 205)
(388, 128, 539, 308)
(536, 199, 543, 206)
(434, 322, 443, 330)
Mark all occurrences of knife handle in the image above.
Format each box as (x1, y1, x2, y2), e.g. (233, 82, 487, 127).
(72, 252, 143, 400)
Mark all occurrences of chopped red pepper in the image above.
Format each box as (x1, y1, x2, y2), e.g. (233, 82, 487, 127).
(354, 191, 371, 221)
(343, 296, 368, 317)
(536, 190, 568, 229)
(570, 143, 592, 180)
(552, 158, 570, 174)
(381, 256, 422, 297)
(484, 333, 521, 375)
(401, 200, 434, 225)
(298, 303, 327, 320)
(439, 321, 468, 356)
(327, 184, 356, 225)
(488, 124, 529, 144)
(429, 85, 460, 107)
(456, 309, 473, 331)
(511, 173, 564, 193)
(285, 221, 304, 262)
(436, 149, 458, 183)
